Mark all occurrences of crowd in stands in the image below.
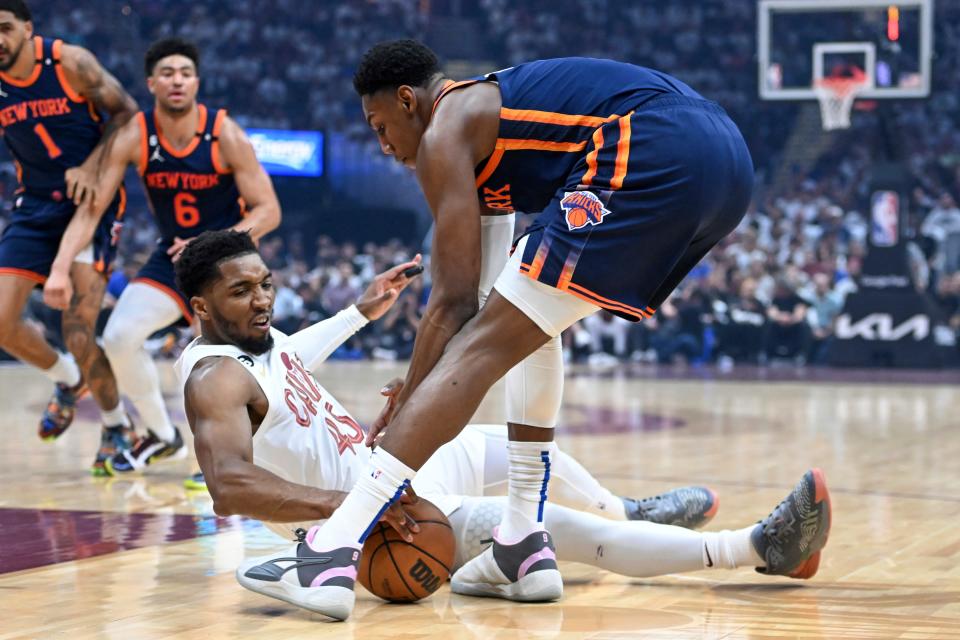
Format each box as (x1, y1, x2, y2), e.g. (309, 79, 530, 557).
(2, 0, 960, 366)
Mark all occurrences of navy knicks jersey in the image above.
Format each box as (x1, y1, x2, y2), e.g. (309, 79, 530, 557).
(0, 36, 104, 197)
(137, 104, 244, 243)
(434, 57, 701, 214)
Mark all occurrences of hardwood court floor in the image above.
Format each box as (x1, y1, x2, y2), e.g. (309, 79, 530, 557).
(1, 360, 959, 639)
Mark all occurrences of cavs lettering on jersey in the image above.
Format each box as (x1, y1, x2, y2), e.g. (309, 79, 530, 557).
(176, 329, 367, 499)
(137, 104, 244, 243)
(432, 57, 702, 215)
(0, 36, 104, 196)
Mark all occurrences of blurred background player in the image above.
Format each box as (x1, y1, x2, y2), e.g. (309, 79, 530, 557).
(0, 0, 138, 473)
(171, 230, 827, 620)
(43, 37, 281, 474)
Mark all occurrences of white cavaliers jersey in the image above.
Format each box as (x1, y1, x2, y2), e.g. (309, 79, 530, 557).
(176, 328, 371, 499)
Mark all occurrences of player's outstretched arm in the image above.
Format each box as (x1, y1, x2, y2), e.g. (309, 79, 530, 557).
(289, 257, 423, 372)
(185, 357, 346, 522)
(216, 116, 282, 242)
(60, 44, 139, 208)
(44, 117, 143, 310)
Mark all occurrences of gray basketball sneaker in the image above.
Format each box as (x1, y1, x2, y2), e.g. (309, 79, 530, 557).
(751, 468, 832, 579)
(236, 527, 359, 620)
(622, 486, 719, 529)
(451, 529, 562, 602)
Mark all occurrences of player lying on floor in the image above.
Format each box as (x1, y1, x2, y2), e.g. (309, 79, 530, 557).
(175, 230, 831, 620)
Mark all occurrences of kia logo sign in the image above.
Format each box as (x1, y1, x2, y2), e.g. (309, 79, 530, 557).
(835, 313, 930, 341)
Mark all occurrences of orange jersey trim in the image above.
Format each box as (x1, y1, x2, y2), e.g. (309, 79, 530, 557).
(211, 108, 230, 174)
(500, 107, 619, 129)
(496, 138, 588, 153)
(116, 184, 127, 220)
(475, 147, 504, 188)
(52, 40, 85, 103)
(0, 36, 43, 87)
(135, 112, 149, 175)
(0, 267, 46, 284)
(566, 281, 652, 318)
(580, 127, 604, 186)
(132, 277, 193, 321)
(431, 80, 479, 115)
(610, 112, 633, 191)
(155, 104, 207, 159)
(86, 100, 102, 123)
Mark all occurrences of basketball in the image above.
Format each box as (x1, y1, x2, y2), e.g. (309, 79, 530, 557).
(358, 497, 456, 603)
(566, 207, 588, 228)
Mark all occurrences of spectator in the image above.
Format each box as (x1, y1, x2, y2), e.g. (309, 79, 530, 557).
(805, 273, 844, 364)
(321, 262, 361, 313)
(921, 193, 960, 274)
(764, 278, 811, 363)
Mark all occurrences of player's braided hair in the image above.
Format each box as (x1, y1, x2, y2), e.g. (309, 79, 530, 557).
(144, 37, 200, 77)
(175, 230, 258, 299)
(353, 39, 440, 96)
(0, 0, 31, 21)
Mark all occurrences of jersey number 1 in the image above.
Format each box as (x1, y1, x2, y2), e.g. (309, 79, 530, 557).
(174, 192, 200, 227)
(33, 123, 62, 159)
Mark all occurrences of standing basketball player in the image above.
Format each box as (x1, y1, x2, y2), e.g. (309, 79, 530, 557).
(287, 40, 831, 616)
(0, 0, 140, 472)
(173, 231, 829, 621)
(43, 38, 281, 474)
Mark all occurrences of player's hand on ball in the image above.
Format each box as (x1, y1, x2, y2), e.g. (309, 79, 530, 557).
(356, 254, 422, 321)
(43, 269, 73, 310)
(64, 166, 97, 207)
(367, 378, 404, 447)
(381, 484, 421, 542)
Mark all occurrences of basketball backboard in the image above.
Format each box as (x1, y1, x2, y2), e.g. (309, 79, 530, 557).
(758, 0, 933, 101)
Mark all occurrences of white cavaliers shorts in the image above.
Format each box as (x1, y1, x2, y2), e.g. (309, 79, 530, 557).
(493, 235, 599, 337)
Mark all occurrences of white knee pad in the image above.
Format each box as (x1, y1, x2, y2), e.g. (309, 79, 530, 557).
(506, 334, 563, 428)
(478, 213, 515, 307)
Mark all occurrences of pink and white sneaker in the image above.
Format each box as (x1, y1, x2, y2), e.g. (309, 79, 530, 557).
(451, 529, 563, 602)
(235, 527, 359, 620)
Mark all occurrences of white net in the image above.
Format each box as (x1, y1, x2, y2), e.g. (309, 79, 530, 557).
(814, 78, 868, 131)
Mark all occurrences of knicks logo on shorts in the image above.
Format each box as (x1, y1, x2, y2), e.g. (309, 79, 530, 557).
(561, 191, 610, 231)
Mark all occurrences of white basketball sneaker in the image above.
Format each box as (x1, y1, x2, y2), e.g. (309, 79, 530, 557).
(451, 529, 563, 602)
(235, 527, 360, 620)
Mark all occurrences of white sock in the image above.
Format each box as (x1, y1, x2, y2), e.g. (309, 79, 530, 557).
(131, 390, 176, 442)
(478, 426, 627, 519)
(100, 403, 131, 428)
(310, 447, 415, 551)
(43, 352, 81, 387)
(701, 526, 764, 569)
(498, 440, 555, 544)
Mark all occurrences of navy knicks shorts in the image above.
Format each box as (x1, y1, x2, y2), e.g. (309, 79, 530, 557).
(133, 242, 192, 321)
(518, 95, 753, 321)
(0, 191, 124, 285)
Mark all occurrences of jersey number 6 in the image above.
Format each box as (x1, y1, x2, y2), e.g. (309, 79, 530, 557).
(174, 192, 201, 227)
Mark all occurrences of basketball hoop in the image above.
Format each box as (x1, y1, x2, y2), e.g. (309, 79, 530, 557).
(814, 69, 869, 131)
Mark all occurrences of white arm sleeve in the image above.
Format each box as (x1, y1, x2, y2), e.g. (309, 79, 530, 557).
(286, 305, 369, 371)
